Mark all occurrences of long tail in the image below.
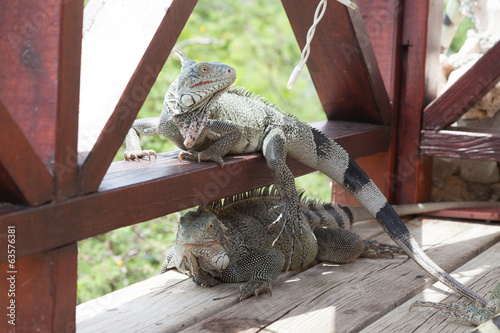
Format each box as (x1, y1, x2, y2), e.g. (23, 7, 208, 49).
(298, 128, 488, 306)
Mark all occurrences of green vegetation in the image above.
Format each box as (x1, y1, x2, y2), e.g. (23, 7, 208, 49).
(77, 0, 330, 304)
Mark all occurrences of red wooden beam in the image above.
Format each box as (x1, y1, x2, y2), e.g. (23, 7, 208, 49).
(421, 127, 500, 161)
(0, 243, 77, 333)
(0, 0, 61, 164)
(424, 208, 500, 222)
(0, 121, 391, 262)
(423, 41, 500, 130)
(394, 0, 442, 204)
(281, 0, 392, 125)
(331, 0, 404, 207)
(53, 0, 83, 200)
(0, 101, 53, 205)
(78, 0, 198, 194)
(357, 0, 403, 101)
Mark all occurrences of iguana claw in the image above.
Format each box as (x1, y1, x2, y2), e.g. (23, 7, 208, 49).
(124, 149, 157, 161)
(177, 150, 225, 168)
(239, 280, 272, 301)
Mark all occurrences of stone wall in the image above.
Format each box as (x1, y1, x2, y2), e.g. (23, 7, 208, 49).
(432, 158, 500, 201)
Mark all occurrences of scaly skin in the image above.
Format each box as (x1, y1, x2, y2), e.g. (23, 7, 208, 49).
(126, 49, 488, 307)
(161, 187, 404, 300)
(411, 280, 500, 329)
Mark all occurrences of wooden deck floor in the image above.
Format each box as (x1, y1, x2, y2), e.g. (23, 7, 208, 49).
(76, 216, 500, 333)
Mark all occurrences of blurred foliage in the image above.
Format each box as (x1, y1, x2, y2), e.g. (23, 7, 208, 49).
(449, 16, 474, 54)
(78, 0, 330, 304)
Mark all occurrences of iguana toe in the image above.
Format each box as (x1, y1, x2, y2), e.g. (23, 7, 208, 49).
(239, 280, 272, 301)
(124, 149, 157, 161)
(177, 150, 225, 167)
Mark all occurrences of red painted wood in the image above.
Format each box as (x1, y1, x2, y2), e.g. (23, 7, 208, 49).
(0, 121, 390, 262)
(424, 208, 500, 222)
(423, 41, 500, 130)
(332, 0, 403, 206)
(53, 0, 82, 200)
(79, 0, 198, 194)
(0, 0, 61, 164)
(0, 243, 77, 333)
(358, 0, 403, 101)
(281, 0, 392, 125)
(395, 0, 442, 204)
(421, 127, 500, 161)
(0, 101, 53, 205)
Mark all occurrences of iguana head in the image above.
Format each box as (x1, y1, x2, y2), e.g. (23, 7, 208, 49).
(172, 206, 230, 274)
(167, 49, 236, 148)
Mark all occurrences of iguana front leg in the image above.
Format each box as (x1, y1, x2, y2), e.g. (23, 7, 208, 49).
(262, 127, 300, 269)
(124, 118, 159, 161)
(178, 120, 242, 167)
(221, 249, 285, 301)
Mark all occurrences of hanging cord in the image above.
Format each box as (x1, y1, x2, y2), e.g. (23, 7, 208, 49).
(287, 0, 358, 89)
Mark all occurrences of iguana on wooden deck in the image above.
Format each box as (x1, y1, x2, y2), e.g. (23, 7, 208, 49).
(160, 186, 496, 301)
(125, 49, 489, 306)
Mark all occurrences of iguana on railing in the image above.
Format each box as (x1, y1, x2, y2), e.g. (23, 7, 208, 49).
(160, 186, 496, 301)
(411, 280, 500, 332)
(125, 49, 489, 306)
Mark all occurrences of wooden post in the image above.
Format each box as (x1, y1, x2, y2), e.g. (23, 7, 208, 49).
(0, 243, 78, 333)
(395, 0, 442, 203)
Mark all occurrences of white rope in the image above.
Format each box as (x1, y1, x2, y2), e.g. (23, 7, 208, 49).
(287, 0, 358, 89)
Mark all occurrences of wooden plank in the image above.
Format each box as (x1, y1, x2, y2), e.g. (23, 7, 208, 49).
(53, 0, 82, 200)
(78, 0, 198, 194)
(281, 0, 392, 125)
(362, 241, 500, 332)
(421, 127, 500, 161)
(394, 0, 442, 204)
(76, 222, 386, 333)
(82, 218, 498, 332)
(0, 243, 77, 333)
(0, 0, 62, 164)
(424, 207, 500, 221)
(0, 101, 53, 205)
(423, 41, 500, 130)
(0, 122, 390, 262)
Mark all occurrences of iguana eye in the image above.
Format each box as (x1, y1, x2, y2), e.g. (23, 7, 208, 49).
(199, 66, 208, 73)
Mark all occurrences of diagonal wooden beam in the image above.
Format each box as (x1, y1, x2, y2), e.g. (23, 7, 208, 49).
(0, 101, 53, 205)
(423, 40, 500, 130)
(281, 0, 392, 125)
(78, 0, 198, 194)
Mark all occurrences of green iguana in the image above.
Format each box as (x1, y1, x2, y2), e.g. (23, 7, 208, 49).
(125, 49, 488, 306)
(411, 280, 500, 331)
(160, 186, 496, 301)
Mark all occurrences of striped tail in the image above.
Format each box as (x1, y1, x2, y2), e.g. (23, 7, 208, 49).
(305, 132, 489, 306)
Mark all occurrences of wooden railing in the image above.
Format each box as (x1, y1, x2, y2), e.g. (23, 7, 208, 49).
(421, 41, 500, 161)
